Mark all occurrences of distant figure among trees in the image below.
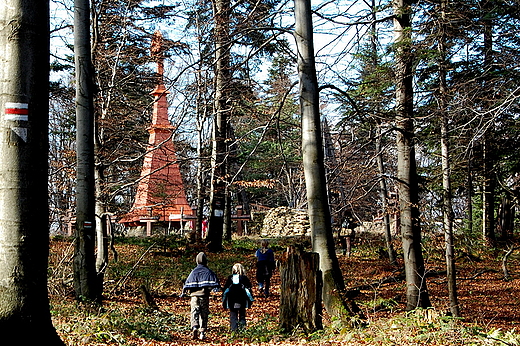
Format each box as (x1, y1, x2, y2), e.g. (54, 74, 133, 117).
(222, 263, 254, 330)
(181, 252, 220, 340)
(339, 213, 357, 256)
(255, 240, 276, 297)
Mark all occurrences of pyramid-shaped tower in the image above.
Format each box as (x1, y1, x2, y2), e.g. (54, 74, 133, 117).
(119, 31, 194, 236)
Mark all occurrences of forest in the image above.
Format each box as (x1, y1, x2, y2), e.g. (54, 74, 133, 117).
(0, 0, 519, 344)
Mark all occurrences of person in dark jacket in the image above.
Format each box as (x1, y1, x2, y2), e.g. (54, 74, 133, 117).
(181, 252, 220, 340)
(222, 263, 254, 331)
(255, 240, 275, 297)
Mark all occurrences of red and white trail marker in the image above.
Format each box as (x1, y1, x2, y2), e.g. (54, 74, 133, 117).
(4, 102, 29, 121)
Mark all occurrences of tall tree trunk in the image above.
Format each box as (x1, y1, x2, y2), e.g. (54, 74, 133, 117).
(74, 0, 100, 302)
(482, 140, 495, 244)
(438, 0, 459, 316)
(481, 0, 495, 245)
(294, 0, 359, 323)
(207, 0, 231, 252)
(375, 125, 396, 264)
(467, 147, 474, 234)
(92, 1, 108, 300)
(392, 0, 431, 310)
(0, 1, 64, 343)
(195, 67, 207, 241)
(193, 7, 210, 241)
(368, 0, 395, 264)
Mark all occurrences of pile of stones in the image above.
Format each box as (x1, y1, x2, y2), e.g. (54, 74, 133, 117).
(260, 206, 310, 237)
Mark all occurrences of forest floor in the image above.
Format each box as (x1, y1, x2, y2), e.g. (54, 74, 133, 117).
(48, 232, 520, 345)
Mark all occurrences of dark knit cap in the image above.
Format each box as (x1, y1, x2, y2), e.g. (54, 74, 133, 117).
(196, 252, 207, 265)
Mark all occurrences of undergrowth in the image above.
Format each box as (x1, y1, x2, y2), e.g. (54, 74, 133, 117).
(52, 299, 189, 344)
(49, 236, 520, 345)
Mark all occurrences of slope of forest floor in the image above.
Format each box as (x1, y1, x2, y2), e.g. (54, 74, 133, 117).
(48, 232, 520, 345)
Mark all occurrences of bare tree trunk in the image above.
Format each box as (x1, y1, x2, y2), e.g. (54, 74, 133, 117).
(95, 192, 109, 296)
(195, 66, 207, 241)
(497, 194, 514, 240)
(482, 140, 495, 244)
(0, 1, 64, 343)
(74, 0, 100, 302)
(207, 0, 231, 252)
(440, 84, 459, 318)
(294, 0, 359, 323)
(481, 0, 495, 245)
(367, 0, 395, 264)
(467, 147, 474, 233)
(376, 125, 396, 264)
(392, 0, 431, 310)
(193, 7, 212, 241)
(438, 0, 459, 317)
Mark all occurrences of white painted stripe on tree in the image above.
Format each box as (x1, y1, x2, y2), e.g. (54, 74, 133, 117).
(5, 102, 29, 121)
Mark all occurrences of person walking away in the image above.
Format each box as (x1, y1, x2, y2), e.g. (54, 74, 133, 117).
(222, 263, 254, 331)
(255, 240, 275, 297)
(181, 252, 220, 340)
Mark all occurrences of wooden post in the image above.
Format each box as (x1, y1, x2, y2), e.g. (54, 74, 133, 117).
(236, 206, 243, 236)
(279, 246, 322, 332)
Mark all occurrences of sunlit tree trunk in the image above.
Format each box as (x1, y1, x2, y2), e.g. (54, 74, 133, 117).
(94, 168, 108, 296)
(438, 0, 459, 317)
(74, 0, 100, 302)
(295, 0, 359, 323)
(375, 125, 396, 264)
(392, 0, 431, 310)
(0, 0, 64, 343)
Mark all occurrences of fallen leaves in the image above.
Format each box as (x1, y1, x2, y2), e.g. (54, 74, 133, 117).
(48, 234, 520, 345)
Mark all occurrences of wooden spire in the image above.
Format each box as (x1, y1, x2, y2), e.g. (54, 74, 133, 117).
(119, 31, 194, 233)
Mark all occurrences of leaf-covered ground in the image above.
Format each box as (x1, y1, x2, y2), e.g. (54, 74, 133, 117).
(48, 233, 520, 345)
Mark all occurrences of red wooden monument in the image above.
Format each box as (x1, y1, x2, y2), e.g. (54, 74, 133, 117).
(119, 31, 194, 236)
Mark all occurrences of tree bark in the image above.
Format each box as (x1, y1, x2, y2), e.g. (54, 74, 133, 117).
(207, 0, 231, 252)
(497, 194, 514, 240)
(368, 0, 395, 264)
(279, 247, 322, 332)
(482, 139, 495, 244)
(467, 147, 474, 234)
(74, 0, 100, 302)
(438, 0, 459, 315)
(195, 67, 207, 242)
(376, 125, 396, 264)
(295, 0, 360, 323)
(392, 0, 431, 310)
(481, 0, 495, 245)
(0, 1, 64, 343)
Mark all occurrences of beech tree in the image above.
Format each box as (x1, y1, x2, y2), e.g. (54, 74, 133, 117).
(74, 0, 100, 302)
(392, 0, 431, 310)
(295, 0, 359, 323)
(0, 0, 64, 343)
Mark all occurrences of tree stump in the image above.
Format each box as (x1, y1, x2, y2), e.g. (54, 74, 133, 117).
(279, 246, 322, 332)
